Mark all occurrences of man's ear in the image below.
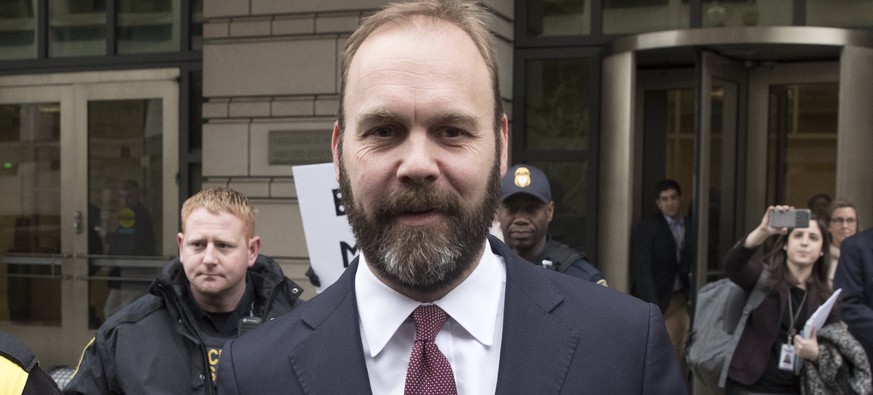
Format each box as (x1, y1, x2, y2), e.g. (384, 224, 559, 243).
(498, 114, 509, 177)
(248, 236, 262, 268)
(547, 201, 555, 223)
(176, 233, 185, 260)
(331, 121, 342, 182)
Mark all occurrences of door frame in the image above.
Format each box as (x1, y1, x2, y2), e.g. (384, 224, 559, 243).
(0, 69, 179, 367)
(745, 62, 839, 232)
(633, 51, 747, 289)
(600, 26, 873, 295)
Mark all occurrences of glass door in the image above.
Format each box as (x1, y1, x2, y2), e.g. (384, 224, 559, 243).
(636, 52, 746, 291)
(765, 83, 838, 213)
(695, 50, 745, 288)
(745, 62, 839, 232)
(0, 70, 179, 368)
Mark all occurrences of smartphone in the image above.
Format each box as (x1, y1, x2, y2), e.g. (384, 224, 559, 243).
(769, 208, 811, 228)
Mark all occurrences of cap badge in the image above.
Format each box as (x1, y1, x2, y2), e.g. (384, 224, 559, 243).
(514, 167, 531, 188)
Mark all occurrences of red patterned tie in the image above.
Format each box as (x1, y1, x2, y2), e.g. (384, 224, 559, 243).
(404, 305, 458, 395)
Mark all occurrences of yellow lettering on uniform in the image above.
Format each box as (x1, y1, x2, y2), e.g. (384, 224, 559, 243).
(208, 348, 222, 383)
(208, 348, 221, 365)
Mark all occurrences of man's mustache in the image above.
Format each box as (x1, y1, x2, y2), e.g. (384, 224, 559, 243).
(375, 185, 461, 218)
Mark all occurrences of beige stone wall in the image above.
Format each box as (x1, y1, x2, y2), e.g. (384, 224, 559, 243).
(202, 0, 514, 298)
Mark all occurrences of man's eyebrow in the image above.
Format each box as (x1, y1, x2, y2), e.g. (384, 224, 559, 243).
(185, 237, 205, 244)
(429, 112, 480, 130)
(356, 110, 403, 129)
(356, 108, 481, 127)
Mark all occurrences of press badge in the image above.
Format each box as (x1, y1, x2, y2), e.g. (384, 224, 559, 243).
(779, 344, 796, 372)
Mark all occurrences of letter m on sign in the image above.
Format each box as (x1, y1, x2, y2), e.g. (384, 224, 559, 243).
(340, 241, 358, 268)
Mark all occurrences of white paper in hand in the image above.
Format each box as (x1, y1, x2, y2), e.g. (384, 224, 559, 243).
(801, 288, 841, 338)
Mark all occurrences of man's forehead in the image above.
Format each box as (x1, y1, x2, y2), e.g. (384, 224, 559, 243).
(659, 189, 680, 198)
(348, 18, 485, 81)
(343, 20, 493, 125)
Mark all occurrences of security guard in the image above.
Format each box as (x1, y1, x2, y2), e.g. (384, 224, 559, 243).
(497, 164, 607, 286)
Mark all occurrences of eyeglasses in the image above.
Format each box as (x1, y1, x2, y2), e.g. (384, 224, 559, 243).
(830, 217, 857, 225)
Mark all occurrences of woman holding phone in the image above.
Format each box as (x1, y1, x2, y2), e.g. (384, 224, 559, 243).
(721, 206, 871, 394)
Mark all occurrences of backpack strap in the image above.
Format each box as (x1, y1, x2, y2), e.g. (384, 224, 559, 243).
(543, 243, 588, 273)
(718, 269, 771, 387)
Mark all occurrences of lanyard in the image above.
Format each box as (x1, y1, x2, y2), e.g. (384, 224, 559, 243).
(786, 289, 808, 343)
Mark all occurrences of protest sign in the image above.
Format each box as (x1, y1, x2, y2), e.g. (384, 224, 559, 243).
(292, 163, 357, 293)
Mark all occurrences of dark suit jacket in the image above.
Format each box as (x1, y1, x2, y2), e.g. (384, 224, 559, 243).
(630, 213, 694, 313)
(218, 236, 685, 394)
(834, 227, 873, 368)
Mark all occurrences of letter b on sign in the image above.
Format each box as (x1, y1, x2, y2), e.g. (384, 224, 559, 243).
(333, 188, 345, 216)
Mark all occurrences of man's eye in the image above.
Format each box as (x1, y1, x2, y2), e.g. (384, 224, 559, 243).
(443, 127, 462, 138)
(371, 127, 394, 138)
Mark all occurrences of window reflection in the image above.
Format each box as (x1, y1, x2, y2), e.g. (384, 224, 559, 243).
(117, 0, 179, 54)
(0, 103, 62, 325)
(525, 58, 590, 151)
(87, 99, 163, 327)
(0, 0, 37, 59)
(526, 0, 589, 37)
(603, 0, 689, 34)
(49, 0, 107, 57)
(190, 0, 203, 50)
(807, 0, 873, 28)
(702, 0, 791, 27)
(767, 83, 838, 207)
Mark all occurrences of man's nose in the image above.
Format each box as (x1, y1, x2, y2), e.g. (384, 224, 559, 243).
(512, 216, 531, 226)
(396, 131, 439, 184)
(203, 244, 217, 263)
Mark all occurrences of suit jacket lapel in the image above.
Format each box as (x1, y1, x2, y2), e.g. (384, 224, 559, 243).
(288, 258, 373, 394)
(287, 240, 580, 394)
(491, 236, 580, 394)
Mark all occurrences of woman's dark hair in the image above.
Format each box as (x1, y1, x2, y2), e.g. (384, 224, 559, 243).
(762, 217, 832, 306)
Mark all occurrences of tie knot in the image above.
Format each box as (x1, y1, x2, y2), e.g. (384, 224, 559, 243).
(412, 305, 449, 342)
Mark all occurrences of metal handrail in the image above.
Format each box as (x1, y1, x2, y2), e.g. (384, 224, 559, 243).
(0, 254, 66, 265)
(81, 276, 155, 283)
(3, 273, 63, 280)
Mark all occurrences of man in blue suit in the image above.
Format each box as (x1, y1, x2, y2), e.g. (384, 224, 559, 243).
(630, 178, 694, 368)
(218, 1, 685, 393)
(834, 227, 873, 368)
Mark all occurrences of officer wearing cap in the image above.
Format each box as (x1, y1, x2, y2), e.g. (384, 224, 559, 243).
(497, 164, 606, 285)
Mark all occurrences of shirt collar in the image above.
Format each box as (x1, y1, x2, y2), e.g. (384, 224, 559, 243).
(355, 239, 503, 357)
(664, 214, 684, 226)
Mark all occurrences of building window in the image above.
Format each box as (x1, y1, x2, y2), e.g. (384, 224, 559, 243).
(0, 0, 37, 60)
(526, 0, 591, 37)
(117, 0, 178, 54)
(806, 0, 873, 28)
(514, 49, 599, 255)
(602, 0, 689, 34)
(49, 0, 107, 57)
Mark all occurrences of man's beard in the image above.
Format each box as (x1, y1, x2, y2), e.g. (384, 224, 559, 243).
(339, 157, 500, 294)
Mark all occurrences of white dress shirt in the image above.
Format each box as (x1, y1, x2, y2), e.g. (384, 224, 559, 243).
(355, 239, 506, 395)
